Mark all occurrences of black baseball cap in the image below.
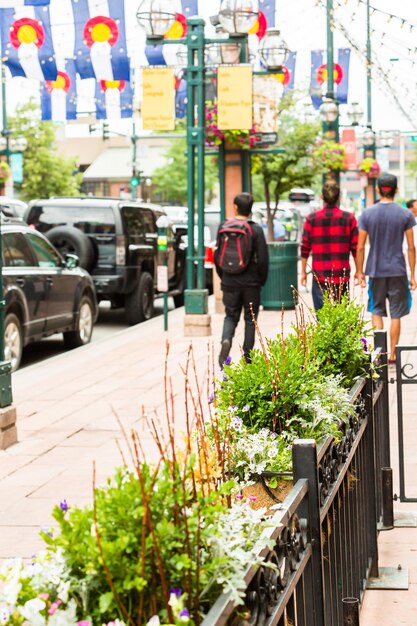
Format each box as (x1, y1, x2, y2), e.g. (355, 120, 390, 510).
(377, 172, 397, 193)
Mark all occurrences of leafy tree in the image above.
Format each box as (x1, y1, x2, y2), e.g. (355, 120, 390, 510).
(252, 115, 321, 241)
(152, 139, 218, 205)
(9, 100, 81, 202)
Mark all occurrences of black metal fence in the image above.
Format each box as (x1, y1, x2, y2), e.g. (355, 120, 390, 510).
(201, 332, 389, 626)
(395, 343, 417, 502)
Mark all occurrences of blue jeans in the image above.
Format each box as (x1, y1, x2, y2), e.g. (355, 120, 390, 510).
(312, 279, 349, 311)
(221, 286, 261, 360)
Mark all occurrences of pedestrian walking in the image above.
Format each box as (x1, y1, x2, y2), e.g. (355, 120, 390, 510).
(300, 181, 359, 310)
(406, 198, 417, 218)
(214, 192, 269, 368)
(355, 173, 417, 364)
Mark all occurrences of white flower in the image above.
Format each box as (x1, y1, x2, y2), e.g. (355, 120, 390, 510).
(146, 617, 161, 626)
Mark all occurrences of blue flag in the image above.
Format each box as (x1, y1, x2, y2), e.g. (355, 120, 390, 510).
(0, 1, 50, 5)
(71, 0, 130, 81)
(181, 0, 197, 16)
(336, 48, 350, 105)
(284, 51, 296, 92)
(41, 59, 77, 121)
(95, 80, 133, 120)
(259, 0, 275, 27)
(310, 50, 324, 110)
(0, 5, 57, 80)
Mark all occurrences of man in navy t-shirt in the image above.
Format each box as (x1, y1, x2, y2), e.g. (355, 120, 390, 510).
(355, 173, 416, 364)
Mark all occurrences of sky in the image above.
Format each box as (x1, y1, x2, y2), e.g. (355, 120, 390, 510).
(2, 0, 417, 136)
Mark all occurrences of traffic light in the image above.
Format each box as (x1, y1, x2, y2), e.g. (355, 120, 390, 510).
(130, 172, 140, 188)
(102, 122, 110, 141)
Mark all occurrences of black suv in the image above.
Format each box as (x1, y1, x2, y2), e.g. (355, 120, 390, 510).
(1, 218, 98, 371)
(25, 198, 186, 325)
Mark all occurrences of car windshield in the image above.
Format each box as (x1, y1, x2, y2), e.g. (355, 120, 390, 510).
(28, 205, 116, 234)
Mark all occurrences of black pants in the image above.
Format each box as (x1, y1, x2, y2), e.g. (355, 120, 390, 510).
(221, 286, 261, 360)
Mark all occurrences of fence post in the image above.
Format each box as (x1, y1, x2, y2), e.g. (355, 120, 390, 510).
(364, 370, 379, 577)
(293, 439, 324, 626)
(381, 467, 394, 529)
(374, 330, 390, 469)
(342, 597, 360, 625)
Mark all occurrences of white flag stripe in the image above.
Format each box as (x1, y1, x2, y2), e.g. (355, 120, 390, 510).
(87, 0, 109, 18)
(18, 42, 45, 80)
(105, 87, 121, 119)
(51, 88, 67, 122)
(13, 4, 35, 18)
(91, 42, 114, 81)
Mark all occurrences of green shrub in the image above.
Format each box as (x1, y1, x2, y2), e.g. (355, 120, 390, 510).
(312, 293, 371, 385)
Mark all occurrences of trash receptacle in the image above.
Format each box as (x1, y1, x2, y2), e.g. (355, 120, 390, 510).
(261, 242, 299, 310)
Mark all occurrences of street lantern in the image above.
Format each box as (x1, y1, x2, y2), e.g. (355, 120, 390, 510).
(347, 101, 364, 126)
(363, 128, 376, 148)
(206, 26, 241, 65)
(379, 129, 394, 148)
(10, 137, 27, 152)
(218, 0, 259, 36)
(319, 99, 338, 124)
(259, 29, 289, 70)
(136, 0, 179, 39)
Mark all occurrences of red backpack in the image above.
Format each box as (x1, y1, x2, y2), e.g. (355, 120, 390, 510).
(214, 219, 253, 274)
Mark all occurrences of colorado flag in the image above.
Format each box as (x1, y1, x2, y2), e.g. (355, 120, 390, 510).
(95, 80, 133, 120)
(41, 59, 77, 122)
(0, 4, 57, 80)
(0, 1, 50, 5)
(72, 0, 130, 81)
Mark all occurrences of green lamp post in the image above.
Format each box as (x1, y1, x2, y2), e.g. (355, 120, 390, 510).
(136, 0, 257, 319)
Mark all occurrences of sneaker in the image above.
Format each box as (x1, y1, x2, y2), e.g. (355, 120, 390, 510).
(219, 339, 231, 369)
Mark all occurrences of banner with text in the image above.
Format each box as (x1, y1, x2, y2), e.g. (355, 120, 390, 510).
(217, 66, 253, 130)
(142, 67, 175, 131)
(341, 128, 358, 170)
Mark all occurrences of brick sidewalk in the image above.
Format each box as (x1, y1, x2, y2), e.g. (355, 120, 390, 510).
(1, 283, 417, 624)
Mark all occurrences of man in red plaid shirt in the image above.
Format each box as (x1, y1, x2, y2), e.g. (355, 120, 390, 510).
(300, 182, 359, 310)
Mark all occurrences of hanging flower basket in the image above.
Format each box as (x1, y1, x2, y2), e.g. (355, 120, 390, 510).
(205, 102, 258, 150)
(0, 161, 11, 183)
(312, 139, 346, 173)
(359, 157, 381, 179)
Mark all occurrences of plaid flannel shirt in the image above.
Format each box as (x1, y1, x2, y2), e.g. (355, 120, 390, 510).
(300, 206, 358, 284)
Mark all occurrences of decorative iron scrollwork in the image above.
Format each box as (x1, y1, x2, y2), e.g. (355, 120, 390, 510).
(232, 513, 307, 626)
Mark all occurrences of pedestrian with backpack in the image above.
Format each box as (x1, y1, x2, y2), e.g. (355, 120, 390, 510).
(214, 192, 269, 368)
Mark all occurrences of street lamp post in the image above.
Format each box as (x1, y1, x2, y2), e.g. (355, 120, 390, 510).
(322, 0, 340, 182)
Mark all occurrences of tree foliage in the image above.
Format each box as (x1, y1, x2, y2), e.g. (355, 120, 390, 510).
(9, 100, 81, 202)
(252, 115, 321, 240)
(152, 139, 218, 205)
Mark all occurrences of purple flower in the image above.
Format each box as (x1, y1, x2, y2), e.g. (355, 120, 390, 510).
(59, 499, 68, 512)
(208, 392, 215, 404)
(169, 588, 182, 598)
(179, 609, 190, 621)
(360, 337, 368, 352)
(230, 405, 238, 413)
(235, 494, 244, 500)
(232, 416, 243, 431)
(224, 355, 232, 366)
(243, 404, 250, 412)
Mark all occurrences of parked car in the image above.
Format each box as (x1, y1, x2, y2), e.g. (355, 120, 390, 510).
(251, 201, 301, 241)
(25, 197, 187, 323)
(0, 197, 28, 220)
(1, 217, 98, 371)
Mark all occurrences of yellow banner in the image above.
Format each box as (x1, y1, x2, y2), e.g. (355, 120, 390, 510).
(217, 66, 253, 131)
(142, 68, 175, 131)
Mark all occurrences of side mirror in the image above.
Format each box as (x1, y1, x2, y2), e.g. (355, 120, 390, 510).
(65, 253, 79, 270)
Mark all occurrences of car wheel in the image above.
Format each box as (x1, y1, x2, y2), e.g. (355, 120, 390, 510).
(46, 226, 94, 271)
(63, 295, 94, 349)
(4, 313, 23, 372)
(125, 272, 154, 325)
